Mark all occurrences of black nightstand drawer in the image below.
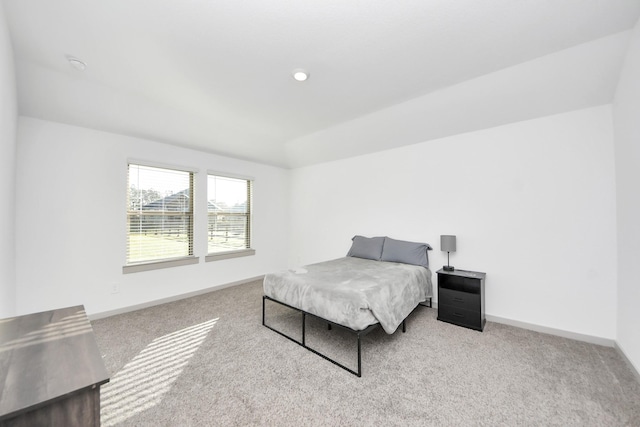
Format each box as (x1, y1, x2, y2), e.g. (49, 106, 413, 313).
(438, 305, 484, 331)
(438, 288, 480, 312)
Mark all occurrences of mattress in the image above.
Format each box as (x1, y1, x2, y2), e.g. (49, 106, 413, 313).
(263, 257, 432, 334)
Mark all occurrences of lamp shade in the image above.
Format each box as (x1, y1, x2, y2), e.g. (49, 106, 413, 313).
(440, 235, 456, 252)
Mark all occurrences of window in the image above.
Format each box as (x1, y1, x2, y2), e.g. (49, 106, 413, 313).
(206, 174, 254, 260)
(125, 164, 196, 272)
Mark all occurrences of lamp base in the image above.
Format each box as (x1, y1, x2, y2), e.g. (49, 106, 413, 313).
(443, 265, 455, 272)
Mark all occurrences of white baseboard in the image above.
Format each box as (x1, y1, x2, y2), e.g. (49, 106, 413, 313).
(89, 283, 640, 383)
(91, 286, 617, 350)
(484, 314, 640, 382)
(89, 275, 264, 321)
(485, 313, 615, 347)
(432, 302, 637, 382)
(428, 300, 614, 347)
(614, 342, 640, 384)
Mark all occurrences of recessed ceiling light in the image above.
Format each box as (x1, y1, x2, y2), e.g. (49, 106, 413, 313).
(67, 56, 87, 71)
(292, 68, 309, 82)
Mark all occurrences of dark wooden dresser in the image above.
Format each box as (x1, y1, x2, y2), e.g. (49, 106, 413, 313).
(0, 305, 109, 426)
(437, 268, 486, 331)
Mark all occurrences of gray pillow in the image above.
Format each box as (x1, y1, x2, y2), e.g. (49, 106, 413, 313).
(346, 235, 385, 260)
(381, 237, 432, 268)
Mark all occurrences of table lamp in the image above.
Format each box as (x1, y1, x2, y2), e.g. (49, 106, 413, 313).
(440, 235, 456, 272)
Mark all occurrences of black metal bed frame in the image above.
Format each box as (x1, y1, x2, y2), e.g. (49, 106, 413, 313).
(262, 295, 432, 377)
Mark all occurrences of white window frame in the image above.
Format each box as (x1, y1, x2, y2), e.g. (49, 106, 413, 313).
(123, 161, 199, 274)
(205, 171, 255, 262)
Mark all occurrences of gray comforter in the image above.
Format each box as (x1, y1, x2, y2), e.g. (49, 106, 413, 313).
(263, 257, 432, 334)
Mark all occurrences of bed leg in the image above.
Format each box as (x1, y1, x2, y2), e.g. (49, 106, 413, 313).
(302, 312, 306, 346)
(419, 298, 433, 308)
(262, 295, 377, 378)
(327, 323, 332, 331)
(402, 320, 406, 333)
(357, 334, 362, 377)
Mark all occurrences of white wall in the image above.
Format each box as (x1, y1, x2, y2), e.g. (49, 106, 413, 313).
(0, 3, 17, 318)
(15, 117, 290, 317)
(613, 17, 640, 373)
(290, 105, 617, 340)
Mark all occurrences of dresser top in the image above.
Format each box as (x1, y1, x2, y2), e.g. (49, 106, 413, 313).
(0, 305, 110, 419)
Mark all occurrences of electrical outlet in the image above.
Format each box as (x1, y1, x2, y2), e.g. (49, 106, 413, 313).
(111, 282, 120, 294)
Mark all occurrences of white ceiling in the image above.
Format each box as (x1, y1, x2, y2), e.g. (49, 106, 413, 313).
(3, 0, 640, 168)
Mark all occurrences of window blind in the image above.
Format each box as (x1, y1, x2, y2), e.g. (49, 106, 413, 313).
(127, 164, 194, 264)
(207, 174, 252, 253)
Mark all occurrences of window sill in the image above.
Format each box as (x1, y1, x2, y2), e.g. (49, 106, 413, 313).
(206, 249, 256, 262)
(123, 256, 199, 274)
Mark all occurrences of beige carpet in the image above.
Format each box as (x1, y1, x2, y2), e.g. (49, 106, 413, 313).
(91, 280, 640, 426)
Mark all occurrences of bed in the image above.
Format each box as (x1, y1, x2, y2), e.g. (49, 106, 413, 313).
(262, 236, 433, 376)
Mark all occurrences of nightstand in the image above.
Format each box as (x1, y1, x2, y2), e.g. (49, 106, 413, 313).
(437, 268, 486, 331)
